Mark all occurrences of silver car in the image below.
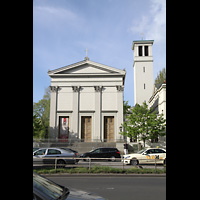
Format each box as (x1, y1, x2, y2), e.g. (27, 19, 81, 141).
(33, 172, 105, 199)
(33, 148, 78, 166)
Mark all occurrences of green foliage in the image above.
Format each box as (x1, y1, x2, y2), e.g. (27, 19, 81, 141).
(154, 68, 166, 85)
(33, 166, 166, 174)
(120, 102, 166, 146)
(123, 101, 131, 115)
(33, 114, 43, 138)
(33, 88, 50, 139)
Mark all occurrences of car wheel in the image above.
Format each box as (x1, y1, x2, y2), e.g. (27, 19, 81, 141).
(109, 156, 116, 162)
(130, 159, 139, 166)
(85, 157, 91, 162)
(57, 159, 65, 168)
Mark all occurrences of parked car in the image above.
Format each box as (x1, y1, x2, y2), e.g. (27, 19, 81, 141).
(60, 148, 79, 157)
(61, 147, 79, 162)
(33, 172, 105, 200)
(122, 148, 166, 165)
(33, 147, 39, 152)
(80, 147, 121, 161)
(33, 148, 79, 166)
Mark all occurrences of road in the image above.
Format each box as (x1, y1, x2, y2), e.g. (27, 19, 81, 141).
(47, 176, 166, 200)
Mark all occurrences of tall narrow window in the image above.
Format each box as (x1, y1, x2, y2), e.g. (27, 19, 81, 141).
(145, 46, 148, 56)
(143, 66, 145, 73)
(144, 83, 146, 89)
(139, 46, 142, 56)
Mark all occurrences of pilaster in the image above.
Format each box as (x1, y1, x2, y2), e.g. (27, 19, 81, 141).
(94, 86, 103, 142)
(49, 86, 59, 139)
(72, 86, 81, 138)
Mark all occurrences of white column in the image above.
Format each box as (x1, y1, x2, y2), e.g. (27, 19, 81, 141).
(116, 86, 124, 141)
(94, 86, 103, 142)
(49, 86, 59, 139)
(72, 86, 81, 138)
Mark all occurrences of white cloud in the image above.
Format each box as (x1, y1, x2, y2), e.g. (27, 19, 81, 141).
(33, 4, 80, 28)
(129, 0, 166, 43)
(36, 6, 76, 19)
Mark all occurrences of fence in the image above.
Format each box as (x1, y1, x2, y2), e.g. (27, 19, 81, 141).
(33, 157, 166, 172)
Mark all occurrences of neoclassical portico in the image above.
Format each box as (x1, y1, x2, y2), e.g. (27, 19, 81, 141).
(48, 57, 126, 142)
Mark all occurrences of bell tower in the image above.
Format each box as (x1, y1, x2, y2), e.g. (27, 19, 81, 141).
(132, 40, 154, 105)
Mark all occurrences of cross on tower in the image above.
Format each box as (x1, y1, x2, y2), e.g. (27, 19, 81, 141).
(85, 48, 88, 57)
(141, 32, 143, 40)
(84, 48, 89, 60)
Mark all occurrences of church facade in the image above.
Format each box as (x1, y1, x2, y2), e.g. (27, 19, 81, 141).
(48, 57, 126, 142)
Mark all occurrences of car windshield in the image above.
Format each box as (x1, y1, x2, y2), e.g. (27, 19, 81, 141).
(89, 149, 97, 152)
(137, 149, 146, 154)
(33, 173, 64, 199)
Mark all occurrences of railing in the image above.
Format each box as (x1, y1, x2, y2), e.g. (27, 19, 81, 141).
(33, 157, 166, 172)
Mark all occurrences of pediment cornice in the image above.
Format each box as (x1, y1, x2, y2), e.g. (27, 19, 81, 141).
(48, 59, 126, 77)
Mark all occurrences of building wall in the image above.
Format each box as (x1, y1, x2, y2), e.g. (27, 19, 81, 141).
(134, 61, 154, 105)
(148, 84, 166, 119)
(48, 62, 125, 142)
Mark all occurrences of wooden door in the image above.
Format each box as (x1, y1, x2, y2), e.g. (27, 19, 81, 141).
(81, 116, 92, 142)
(104, 116, 114, 142)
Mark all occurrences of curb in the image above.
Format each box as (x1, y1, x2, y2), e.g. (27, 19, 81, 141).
(44, 173, 166, 178)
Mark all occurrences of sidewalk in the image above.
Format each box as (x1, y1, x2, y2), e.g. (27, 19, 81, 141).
(44, 173, 166, 178)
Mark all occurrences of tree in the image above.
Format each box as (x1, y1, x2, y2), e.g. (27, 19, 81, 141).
(123, 101, 131, 115)
(120, 102, 166, 147)
(33, 114, 43, 138)
(33, 88, 50, 139)
(154, 68, 166, 85)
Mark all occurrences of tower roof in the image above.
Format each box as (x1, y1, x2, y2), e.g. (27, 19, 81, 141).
(132, 40, 154, 50)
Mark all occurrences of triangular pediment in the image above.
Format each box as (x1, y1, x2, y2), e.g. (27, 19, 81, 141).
(48, 59, 126, 76)
(55, 64, 118, 74)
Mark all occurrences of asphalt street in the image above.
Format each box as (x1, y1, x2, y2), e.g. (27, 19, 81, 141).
(47, 176, 166, 200)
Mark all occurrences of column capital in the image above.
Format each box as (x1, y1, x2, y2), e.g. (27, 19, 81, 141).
(49, 86, 59, 92)
(94, 86, 103, 92)
(72, 86, 81, 92)
(116, 85, 124, 91)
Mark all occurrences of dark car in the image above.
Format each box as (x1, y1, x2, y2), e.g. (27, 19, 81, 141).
(33, 172, 105, 199)
(80, 147, 121, 161)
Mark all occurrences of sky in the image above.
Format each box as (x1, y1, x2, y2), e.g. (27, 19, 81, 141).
(33, 0, 166, 107)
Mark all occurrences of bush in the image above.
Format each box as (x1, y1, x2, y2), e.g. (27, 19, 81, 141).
(33, 166, 166, 175)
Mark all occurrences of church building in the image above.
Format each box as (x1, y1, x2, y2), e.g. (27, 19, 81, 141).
(48, 56, 126, 142)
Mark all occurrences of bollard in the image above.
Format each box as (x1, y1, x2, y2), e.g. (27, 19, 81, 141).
(89, 158, 91, 173)
(155, 155, 159, 172)
(55, 158, 57, 172)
